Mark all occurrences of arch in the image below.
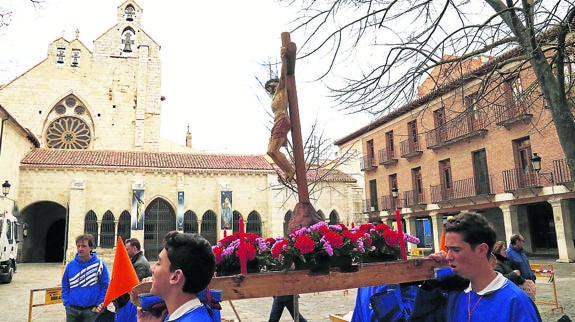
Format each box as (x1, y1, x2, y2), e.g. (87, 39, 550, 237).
(121, 27, 136, 53)
(184, 210, 198, 233)
(201, 210, 217, 245)
(44, 94, 94, 149)
(317, 210, 326, 221)
(246, 211, 262, 236)
(232, 211, 242, 233)
(100, 211, 115, 248)
(117, 210, 131, 242)
(328, 210, 340, 225)
(283, 210, 292, 237)
(143, 198, 176, 261)
(20, 201, 66, 262)
(84, 210, 98, 247)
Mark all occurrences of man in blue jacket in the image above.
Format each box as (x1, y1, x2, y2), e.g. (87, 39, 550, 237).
(62, 234, 110, 322)
(429, 213, 541, 322)
(506, 233, 536, 282)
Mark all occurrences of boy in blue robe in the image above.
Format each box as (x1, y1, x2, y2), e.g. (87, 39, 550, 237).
(137, 232, 219, 322)
(430, 212, 541, 322)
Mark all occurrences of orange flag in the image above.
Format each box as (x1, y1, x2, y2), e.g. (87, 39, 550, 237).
(103, 236, 140, 306)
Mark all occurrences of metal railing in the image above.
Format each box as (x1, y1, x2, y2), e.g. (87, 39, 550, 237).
(553, 158, 573, 184)
(362, 199, 379, 213)
(425, 112, 487, 148)
(502, 168, 541, 191)
(379, 195, 398, 211)
(378, 147, 397, 164)
(400, 138, 422, 158)
(430, 176, 492, 203)
(404, 189, 426, 207)
(360, 155, 377, 171)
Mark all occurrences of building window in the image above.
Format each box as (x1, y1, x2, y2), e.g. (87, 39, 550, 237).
(439, 159, 452, 199)
(84, 210, 99, 247)
(513, 137, 532, 173)
(100, 211, 115, 248)
(505, 76, 523, 106)
(386, 130, 394, 154)
(407, 120, 418, 143)
(117, 211, 131, 242)
(71, 49, 80, 67)
(46, 116, 91, 149)
(56, 47, 65, 64)
(412, 167, 423, 195)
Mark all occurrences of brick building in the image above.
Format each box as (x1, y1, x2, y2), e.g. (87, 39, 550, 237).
(0, 1, 361, 263)
(335, 51, 575, 262)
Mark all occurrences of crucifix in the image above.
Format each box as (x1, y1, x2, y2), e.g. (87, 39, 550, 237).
(267, 32, 323, 234)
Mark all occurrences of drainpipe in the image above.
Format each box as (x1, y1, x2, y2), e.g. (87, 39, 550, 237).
(0, 117, 8, 157)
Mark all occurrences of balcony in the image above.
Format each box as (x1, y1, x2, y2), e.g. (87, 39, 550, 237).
(553, 158, 573, 185)
(360, 155, 377, 171)
(426, 113, 488, 150)
(379, 195, 399, 211)
(362, 199, 379, 213)
(502, 168, 541, 192)
(400, 138, 423, 158)
(430, 176, 493, 203)
(378, 147, 398, 166)
(494, 103, 532, 127)
(403, 189, 426, 208)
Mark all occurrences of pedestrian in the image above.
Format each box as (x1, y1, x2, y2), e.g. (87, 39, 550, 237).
(114, 238, 152, 322)
(429, 212, 541, 321)
(506, 234, 537, 282)
(126, 238, 152, 281)
(137, 231, 219, 322)
(62, 234, 110, 322)
(268, 295, 308, 322)
(492, 240, 536, 300)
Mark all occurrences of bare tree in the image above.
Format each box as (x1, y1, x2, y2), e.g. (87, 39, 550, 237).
(1, 1, 43, 28)
(281, 0, 575, 178)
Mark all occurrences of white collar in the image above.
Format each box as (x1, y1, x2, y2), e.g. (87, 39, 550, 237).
(165, 298, 203, 321)
(464, 272, 507, 296)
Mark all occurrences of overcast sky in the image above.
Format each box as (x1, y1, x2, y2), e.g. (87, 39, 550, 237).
(0, 0, 372, 155)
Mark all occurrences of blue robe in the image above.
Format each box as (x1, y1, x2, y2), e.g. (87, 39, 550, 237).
(446, 274, 541, 322)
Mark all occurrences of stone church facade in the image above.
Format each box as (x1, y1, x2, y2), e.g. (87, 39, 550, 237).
(0, 1, 361, 263)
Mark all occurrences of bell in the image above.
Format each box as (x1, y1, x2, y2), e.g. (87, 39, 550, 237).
(125, 7, 135, 21)
(122, 33, 133, 53)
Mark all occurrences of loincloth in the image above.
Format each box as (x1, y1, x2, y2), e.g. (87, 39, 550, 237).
(270, 113, 291, 143)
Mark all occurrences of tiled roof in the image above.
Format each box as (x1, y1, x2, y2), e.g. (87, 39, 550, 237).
(20, 148, 275, 172)
(271, 164, 356, 183)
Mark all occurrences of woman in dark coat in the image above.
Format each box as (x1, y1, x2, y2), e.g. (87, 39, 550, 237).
(492, 240, 536, 300)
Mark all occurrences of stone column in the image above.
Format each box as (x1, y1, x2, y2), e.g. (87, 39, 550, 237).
(548, 199, 575, 262)
(499, 204, 519, 245)
(403, 215, 418, 252)
(430, 211, 443, 253)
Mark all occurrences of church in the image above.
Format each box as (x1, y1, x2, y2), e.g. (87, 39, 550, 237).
(0, 1, 362, 263)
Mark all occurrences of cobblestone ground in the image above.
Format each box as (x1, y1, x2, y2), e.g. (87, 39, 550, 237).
(2, 258, 573, 322)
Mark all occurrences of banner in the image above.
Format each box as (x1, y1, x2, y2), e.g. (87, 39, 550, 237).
(131, 189, 145, 230)
(177, 191, 184, 231)
(221, 191, 232, 230)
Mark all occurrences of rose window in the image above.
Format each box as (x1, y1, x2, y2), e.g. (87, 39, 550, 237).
(46, 116, 91, 149)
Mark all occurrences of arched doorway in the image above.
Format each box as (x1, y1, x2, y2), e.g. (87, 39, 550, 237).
(45, 219, 66, 262)
(246, 211, 262, 236)
(20, 201, 67, 262)
(201, 211, 217, 245)
(144, 198, 176, 261)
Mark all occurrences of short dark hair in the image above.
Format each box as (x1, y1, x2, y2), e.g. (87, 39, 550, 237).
(76, 234, 95, 248)
(126, 238, 141, 251)
(444, 212, 496, 258)
(510, 234, 523, 246)
(163, 231, 215, 294)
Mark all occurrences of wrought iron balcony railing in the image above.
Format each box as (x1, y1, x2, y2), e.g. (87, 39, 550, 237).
(430, 176, 493, 203)
(403, 189, 426, 207)
(426, 113, 488, 149)
(378, 147, 398, 165)
(502, 168, 541, 191)
(360, 155, 377, 171)
(400, 138, 422, 158)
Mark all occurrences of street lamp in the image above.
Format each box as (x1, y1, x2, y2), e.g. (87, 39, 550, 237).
(391, 186, 399, 199)
(2, 180, 10, 197)
(531, 153, 554, 183)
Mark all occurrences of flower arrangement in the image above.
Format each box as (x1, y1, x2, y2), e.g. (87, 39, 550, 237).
(212, 222, 421, 276)
(212, 232, 273, 276)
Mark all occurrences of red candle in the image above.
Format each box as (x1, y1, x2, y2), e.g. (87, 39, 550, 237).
(223, 230, 227, 237)
(239, 217, 247, 274)
(395, 208, 407, 260)
(351, 222, 355, 228)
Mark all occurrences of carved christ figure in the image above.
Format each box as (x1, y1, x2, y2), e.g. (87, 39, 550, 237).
(267, 46, 296, 181)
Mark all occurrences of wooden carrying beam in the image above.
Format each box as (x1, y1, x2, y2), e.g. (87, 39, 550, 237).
(132, 259, 439, 303)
